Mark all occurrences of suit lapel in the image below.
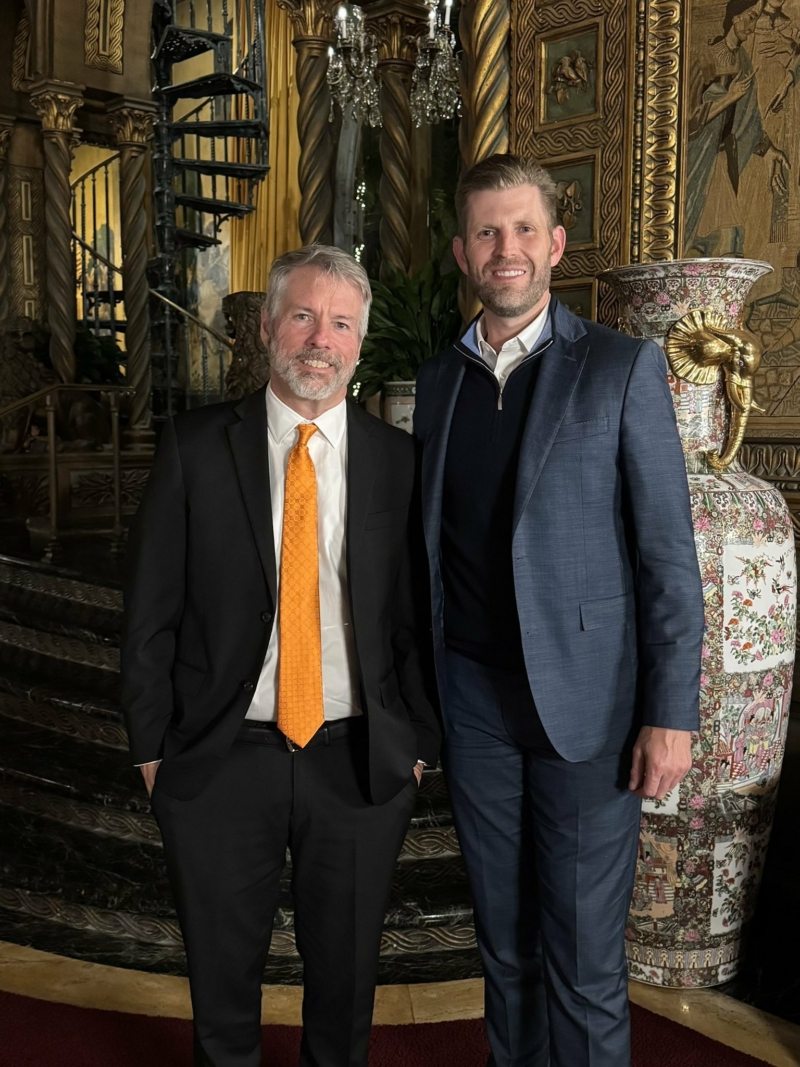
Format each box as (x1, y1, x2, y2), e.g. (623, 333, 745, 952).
(346, 399, 381, 555)
(225, 386, 277, 605)
(513, 311, 589, 533)
(421, 353, 465, 565)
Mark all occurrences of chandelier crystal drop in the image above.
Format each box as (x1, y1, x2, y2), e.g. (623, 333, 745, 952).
(410, 0, 461, 127)
(327, 5, 382, 128)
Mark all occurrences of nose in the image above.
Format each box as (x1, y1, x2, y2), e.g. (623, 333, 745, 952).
(494, 228, 518, 259)
(308, 319, 332, 348)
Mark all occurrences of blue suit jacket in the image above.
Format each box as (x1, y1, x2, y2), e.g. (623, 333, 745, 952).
(413, 299, 704, 761)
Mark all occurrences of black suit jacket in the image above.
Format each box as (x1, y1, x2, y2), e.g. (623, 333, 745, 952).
(121, 388, 440, 803)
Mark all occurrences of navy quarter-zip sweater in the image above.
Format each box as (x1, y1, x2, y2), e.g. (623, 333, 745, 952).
(441, 311, 553, 670)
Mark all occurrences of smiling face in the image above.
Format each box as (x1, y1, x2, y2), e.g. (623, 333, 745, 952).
(453, 184, 566, 324)
(260, 266, 365, 410)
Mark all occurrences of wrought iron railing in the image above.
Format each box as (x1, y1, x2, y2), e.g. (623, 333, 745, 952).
(70, 152, 124, 347)
(71, 232, 233, 407)
(0, 384, 133, 559)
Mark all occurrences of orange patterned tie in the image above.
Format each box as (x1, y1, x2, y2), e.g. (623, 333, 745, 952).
(277, 423, 324, 747)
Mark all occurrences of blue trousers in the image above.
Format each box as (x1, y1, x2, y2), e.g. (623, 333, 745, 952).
(443, 651, 641, 1067)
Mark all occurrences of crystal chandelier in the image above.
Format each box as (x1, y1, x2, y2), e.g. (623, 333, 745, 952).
(410, 0, 461, 127)
(327, 5, 382, 128)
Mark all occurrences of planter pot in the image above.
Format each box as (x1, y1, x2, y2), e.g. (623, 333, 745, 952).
(382, 381, 416, 434)
(603, 259, 797, 988)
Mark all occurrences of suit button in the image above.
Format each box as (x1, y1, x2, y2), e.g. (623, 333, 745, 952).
(261, 610, 272, 624)
(243, 681, 255, 692)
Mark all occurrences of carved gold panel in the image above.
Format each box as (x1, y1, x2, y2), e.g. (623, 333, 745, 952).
(84, 0, 126, 75)
(511, 0, 631, 324)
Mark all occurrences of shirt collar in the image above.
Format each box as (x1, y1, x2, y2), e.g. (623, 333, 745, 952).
(475, 300, 550, 361)
(266, 383, 348, 449)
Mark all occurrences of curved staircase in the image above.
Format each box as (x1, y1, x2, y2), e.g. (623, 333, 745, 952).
(0, 550, 481, 984)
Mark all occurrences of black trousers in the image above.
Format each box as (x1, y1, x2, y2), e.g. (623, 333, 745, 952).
(442, 651, 641, 1067)
(151, 720, 417, 1067)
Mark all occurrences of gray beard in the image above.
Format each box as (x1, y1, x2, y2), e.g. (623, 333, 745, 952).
(473, 259, 552, 319)
(268, 344, 353, 401)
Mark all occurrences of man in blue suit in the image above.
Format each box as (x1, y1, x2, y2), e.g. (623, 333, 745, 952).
(413, 154, 705, 1067)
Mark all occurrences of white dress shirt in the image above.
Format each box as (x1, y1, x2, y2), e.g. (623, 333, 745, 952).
(245, 384, 361, 722)
(475, 302, 550, 386)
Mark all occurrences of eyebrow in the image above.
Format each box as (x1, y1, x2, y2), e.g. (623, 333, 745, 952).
(290, 304, 356, 321)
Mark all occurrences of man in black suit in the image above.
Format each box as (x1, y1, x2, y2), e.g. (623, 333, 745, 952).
(122, 245, 440, 1067)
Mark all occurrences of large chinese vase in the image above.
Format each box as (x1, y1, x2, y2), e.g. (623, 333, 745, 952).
(603, 259, 797, 988)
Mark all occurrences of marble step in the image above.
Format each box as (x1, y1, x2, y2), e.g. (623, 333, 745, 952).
(0, 808, 473, 950)
(0, 717, 459, 858)
(0, 556, 121, 643)
(0, 619, 119, 692)
(0, 666, 126, 750)
(0, 905, 482, 984)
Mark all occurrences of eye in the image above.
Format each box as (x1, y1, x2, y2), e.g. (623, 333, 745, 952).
(334, 321, 350, 330)
(295, 313, 310, 322)
(519, 226, 534, 234)
(477, 229, 494, 238)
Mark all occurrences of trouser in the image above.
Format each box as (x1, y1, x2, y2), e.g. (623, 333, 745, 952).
(443, 650, 641, 1067)
(150, 718, 417, 1067)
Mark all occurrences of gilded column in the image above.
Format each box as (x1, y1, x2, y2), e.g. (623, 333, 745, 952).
(30, 83, 84, 383)
(365, 1, 428, 281)
(458, 0, 510, 168)
(278, 0, 335, 246)
(109, 103, 156, 443)
(0, 120, 14, 324)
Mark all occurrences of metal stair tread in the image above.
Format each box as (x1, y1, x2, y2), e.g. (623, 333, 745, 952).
(0, 555, 122, 605)
(169, 119, 267, 139)
(0, 664, 122, 726)
(174, 192, 255, 217)
(173, 158, 269, 180)
(154, 24, 230, 65)
(158, 72, 262, 102)
(174, 228, 221, 249)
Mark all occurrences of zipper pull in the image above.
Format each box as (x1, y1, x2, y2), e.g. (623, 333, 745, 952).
(497, 387, 503, 411)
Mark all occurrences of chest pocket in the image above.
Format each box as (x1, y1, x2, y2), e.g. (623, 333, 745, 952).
(554, 415, 609, 442)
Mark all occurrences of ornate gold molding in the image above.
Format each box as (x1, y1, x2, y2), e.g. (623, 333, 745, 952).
(11, 13, 32, 92)
(0, 123, 13, 324)
(741, 443, 800, 492)
(84, 0, 125, 74)
(511, 0, 628, 324)
(279, 0, 334, 39)
(638, 0, 682, 262)
(30, 85, 84, 382)
(459, 0, 511, 168)
(279, 0, 335, 245)
(30, 86, 84, 134)
(108, 105, 155, 147)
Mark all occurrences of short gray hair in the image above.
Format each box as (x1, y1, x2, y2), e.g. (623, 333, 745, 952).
(265, 244, 372, 341)
(455, 153, 558, 236)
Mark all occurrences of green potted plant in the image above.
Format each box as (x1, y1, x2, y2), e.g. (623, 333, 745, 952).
(353, 258, 463, 431)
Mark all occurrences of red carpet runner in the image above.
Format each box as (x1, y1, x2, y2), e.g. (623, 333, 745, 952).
(0, 989, 770, 1066)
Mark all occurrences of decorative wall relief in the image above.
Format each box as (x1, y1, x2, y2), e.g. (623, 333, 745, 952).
(538, 21, 601, 127)
(511, 0, 630, 322)
(7, 168, 46, 322)
(548, 152, 598, 250)
(84, 0, 126, 75)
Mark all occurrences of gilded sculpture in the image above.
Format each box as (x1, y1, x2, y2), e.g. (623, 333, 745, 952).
(666, 308, 765, 470)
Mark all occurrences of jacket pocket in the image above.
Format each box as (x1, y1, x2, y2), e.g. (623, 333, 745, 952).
(555, 416, 609, 442)
(365, 506, 408, 530)
(580, 591, 633, 631)
(172, 660, 208, 695)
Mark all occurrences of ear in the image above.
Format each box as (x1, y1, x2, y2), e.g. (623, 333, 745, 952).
(260, 306, 271, 348)
(549, 225, 567, 268)
(453, 235, 469, 276)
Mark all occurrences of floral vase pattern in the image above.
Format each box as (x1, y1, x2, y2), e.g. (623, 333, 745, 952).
(603, 259, 797, 988)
